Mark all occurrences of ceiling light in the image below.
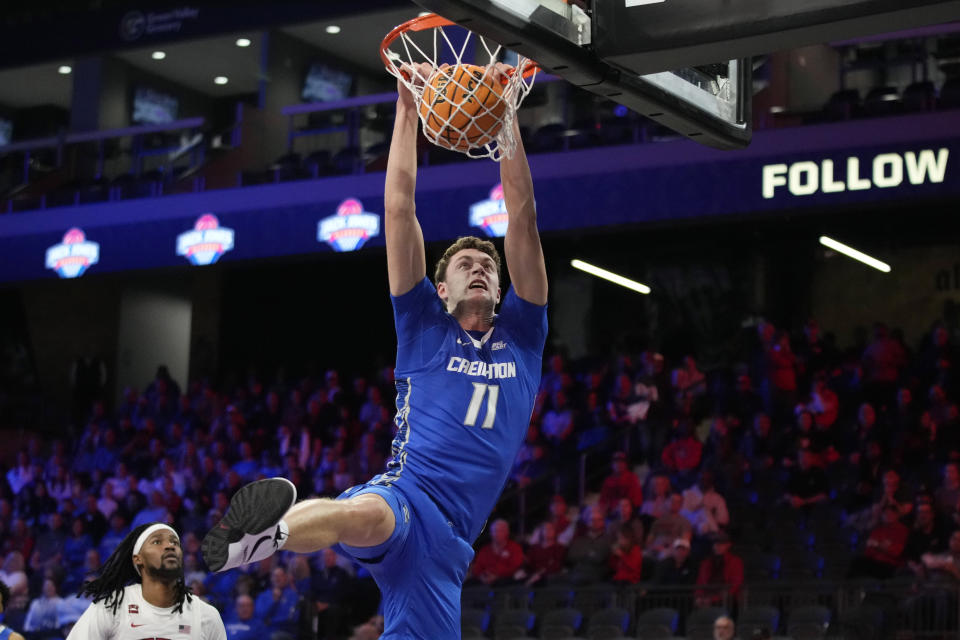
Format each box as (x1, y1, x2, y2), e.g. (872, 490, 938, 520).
(214, 76, 229, 85)
(58, 65, 72, 75)
(151, 51, 166, 60)
(325, 25, 341, 34)
(571, 259, 651, 294)
(819, 236, 891, 272)
(235, 37, 251, 47)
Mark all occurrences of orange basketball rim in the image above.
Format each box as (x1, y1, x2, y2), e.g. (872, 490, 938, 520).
(380, 12, 540, 161)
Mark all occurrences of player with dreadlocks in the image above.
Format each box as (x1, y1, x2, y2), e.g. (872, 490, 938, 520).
(67, 522, 225, 640)
(0, 580, 26, 640)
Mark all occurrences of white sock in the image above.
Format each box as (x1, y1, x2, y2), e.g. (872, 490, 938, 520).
(277, 519, 290, 550)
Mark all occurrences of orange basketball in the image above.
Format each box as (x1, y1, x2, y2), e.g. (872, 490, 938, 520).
(420, 64, 506, 151)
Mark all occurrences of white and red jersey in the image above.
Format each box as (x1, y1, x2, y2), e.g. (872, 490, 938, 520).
(66, 584, 225, 640)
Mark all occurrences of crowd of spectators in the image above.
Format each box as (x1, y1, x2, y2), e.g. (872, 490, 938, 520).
(0, 318, 958, 638)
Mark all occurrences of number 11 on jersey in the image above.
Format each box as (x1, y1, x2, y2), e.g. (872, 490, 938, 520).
(464, 383, 499, 430)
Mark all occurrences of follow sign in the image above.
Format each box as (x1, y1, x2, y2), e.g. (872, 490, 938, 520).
(762, 148, 949, 199)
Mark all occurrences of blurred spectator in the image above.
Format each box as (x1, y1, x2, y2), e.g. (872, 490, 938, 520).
(730, 374, 762, 428)
(797, 319, 833, 388)
(783, 449, 829, 511)
(848, 505, 910, 579)
(849, 469, 913, 531)
(358, 386, 386, 428)
(641, 474, 673, 521)
(920, 530, 960, 582)
(681, 470, 730, 536)
(348, 614, 384, 640)
(767, 331, 798, 421)
(676, 356, 707, 401)
(468, 519, 523, 586)
(225, 594, 268, 640)
(740, 413, 778, 476)
(646, 494, 692, 559)
(935, 463, 960, 520)
(528, 495, 576, 547)
(599, 452, 643, 511)
(845, 403, 883, 465)
(98, 513, 128, 560)
(607, 497, 645, 542)
(31, 513, 67, 575)
(312, 548, 351, 640)
(231, 442, 260, 482)
(0, 579, 26, 640)
(714, 615, 736, 640)
(695, 532, 744, 606)
(655, 538, 696, 585)
(510, 444, 550, 490)
(0, 553, 28, 605)
(542, 390, 576, 455)
(349, 432, 386, 480)
(46, 466, 71, 503)
(253, 566, 300, 640)
(919, 324, 958, 391)
(131, 491, 171, 529)
(567, 507, 612, 585)
(661, 422, 703, 484)
(22, 578, 61, 639)
(5, 452, 34, 497)
(78, 494, 107, 541)
(808, 374, 839, 429)
(2, 520, 33, 562)
(862, 323, 907, 407)
(525, 521, 567, 586)
(609, 524, 645, 584)
(905, 500, 948, 565)
(607, 373, 641, 427)
(62, 519, 92, 584)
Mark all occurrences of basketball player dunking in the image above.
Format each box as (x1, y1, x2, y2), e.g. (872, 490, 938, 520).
(201, 62, 548, 639)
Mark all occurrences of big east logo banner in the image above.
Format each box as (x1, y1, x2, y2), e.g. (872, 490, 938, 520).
(470, 184, 508, 238)
(45, 228, 100, 278)
(317, 198, 380, 252)
(176, 213, 235, 265)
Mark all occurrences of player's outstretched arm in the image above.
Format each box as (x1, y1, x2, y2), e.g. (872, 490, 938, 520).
(384, 69, 427, 297)
(500, 115, 548, 306)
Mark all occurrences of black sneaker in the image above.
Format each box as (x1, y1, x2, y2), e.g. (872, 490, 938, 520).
(201, 477, 296, 572)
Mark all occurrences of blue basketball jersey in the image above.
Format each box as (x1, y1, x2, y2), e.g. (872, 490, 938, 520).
(374, 277, 547, 542)
(0, 624, 13, 640)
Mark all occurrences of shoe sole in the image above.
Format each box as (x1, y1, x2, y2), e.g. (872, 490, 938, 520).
(201, 477, 297, 572)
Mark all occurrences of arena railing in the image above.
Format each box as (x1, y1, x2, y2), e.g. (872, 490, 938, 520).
(1, 117, 207, 212)
(484, 580, 960, 639)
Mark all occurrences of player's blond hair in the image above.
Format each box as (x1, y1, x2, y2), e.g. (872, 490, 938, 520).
(434, 236, 502, 285)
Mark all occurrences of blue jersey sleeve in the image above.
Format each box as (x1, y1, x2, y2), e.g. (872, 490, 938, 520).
(497, 285, 548, 355)
(392, 277, 450, 371)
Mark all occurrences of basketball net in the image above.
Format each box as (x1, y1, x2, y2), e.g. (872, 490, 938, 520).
(381, 14, 539, 161)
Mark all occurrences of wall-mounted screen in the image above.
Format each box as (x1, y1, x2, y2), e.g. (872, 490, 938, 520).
(0, 118, 12, 145)
(302, 63, 353, 103)
(132, 87, 179, 125)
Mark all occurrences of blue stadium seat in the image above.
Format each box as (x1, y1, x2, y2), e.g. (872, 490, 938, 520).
(493, 608, 536, 640)
(685, 607, 728, 640)
(738, 605, 780, 636)
(462, 607, 492, 637)
(586, 606, 630, 640)
(531, 586, 575, 614)
(634, 607, 678, 639)
(540, 608, 584, 640)
(902, 81, 937, 112)
(786, 604, 831, 640)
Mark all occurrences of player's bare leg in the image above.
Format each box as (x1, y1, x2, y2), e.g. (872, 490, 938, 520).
(201, 478, 395, 572)
(282, 493, 395, 553)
